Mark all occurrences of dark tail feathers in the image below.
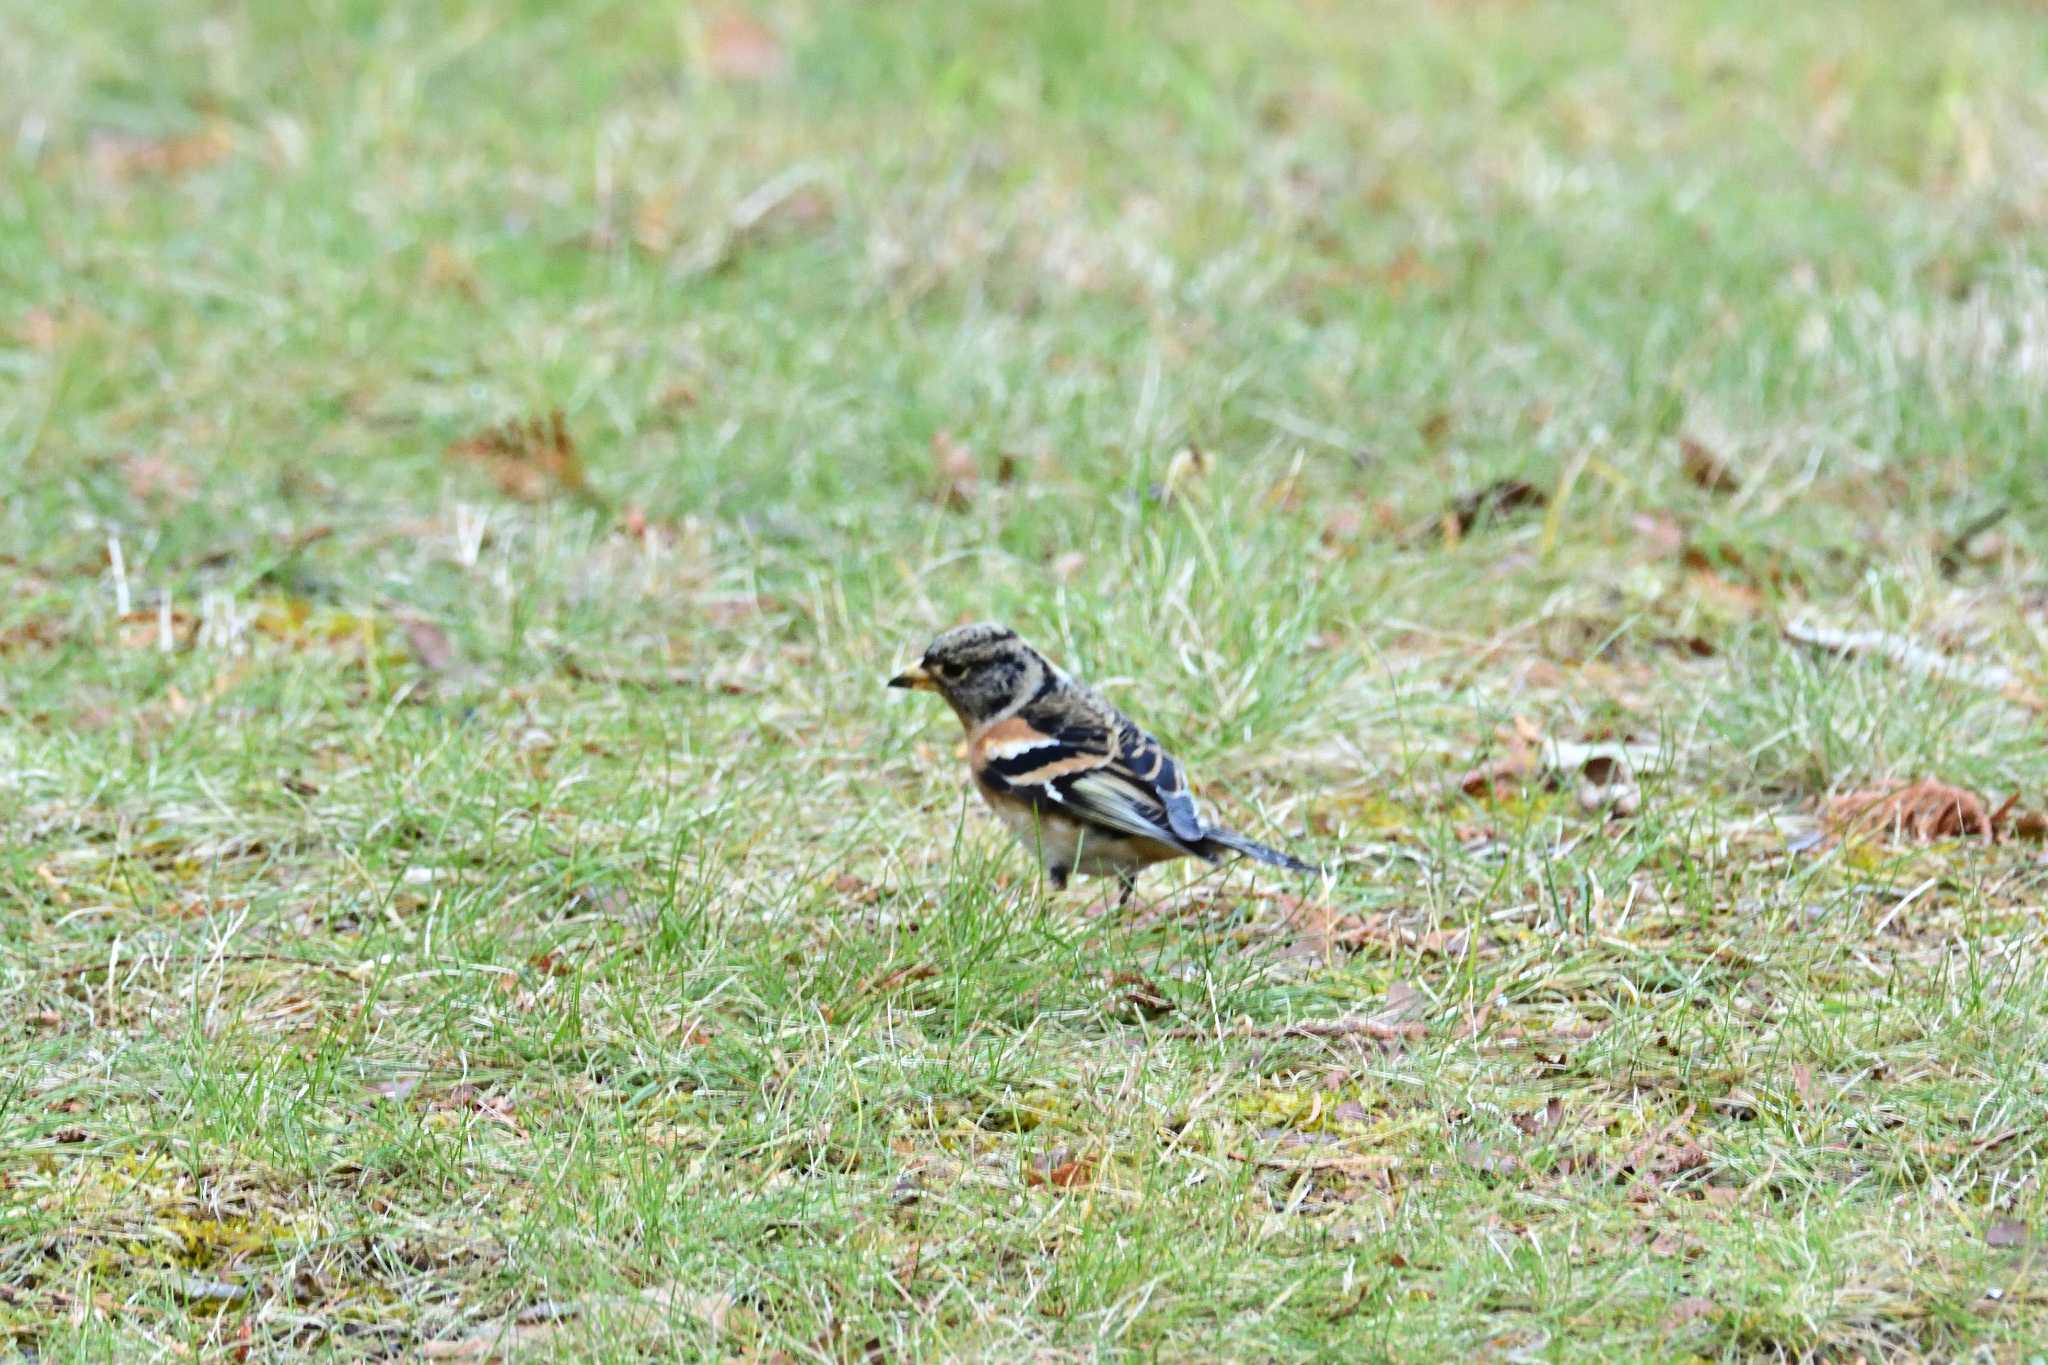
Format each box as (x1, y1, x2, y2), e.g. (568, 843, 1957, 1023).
(1200, 828, 1321, 875)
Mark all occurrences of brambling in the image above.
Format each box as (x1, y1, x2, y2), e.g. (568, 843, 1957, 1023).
(889, 623, 1318, 903)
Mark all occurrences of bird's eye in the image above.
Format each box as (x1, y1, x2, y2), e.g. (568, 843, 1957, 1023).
(935, 661, 965, 681)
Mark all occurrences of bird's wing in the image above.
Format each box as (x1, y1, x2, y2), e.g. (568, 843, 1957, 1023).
(1110, 720, 1205, 841)
(971, 690, 1207, 851)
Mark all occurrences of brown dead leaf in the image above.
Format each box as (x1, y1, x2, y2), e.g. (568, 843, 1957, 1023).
(125, 454, 197, 504)
(1455, 1000, 1493, 1040)
(1104, 971, 1174, 1020)
(1268, 893, 1356, 962)
(1025, 1149, 1097, 1189)
(436, 1084, 521, 1128)
(117, 608, 199, 651)
(1789, 1064, 1814, 1107)
(871, 963, 936, 993)
(366, 1075, 421, 1103)
(422, 242, 480, 298)
(1381, 249, 1443, 296)
(929, 430, 979, 509)
(402, 617, 458, 672)
(1826, 779, 1995, 844)
(1380, 980, 1425, 1021)
(1451, 720, 1541, 799)
(17, 307, 62, 351)
(846, 963, 937, 1016)
(1437, 479, 1546, 543)
(1510, 1098, 1564, 1137)
(1649, 1141, 1708, 1183)
(528, 949, 577, 978)
(1679, 436, 1740, 494)
(1612, 1108, 1703, 1186)
(1631, 510, 1685, 561)
(0, 619, 64, 654)
(1988, 1220, 2030, 1249)
(828, 873, 881, 905)
(1417, 927, 1472, 956)
(1659, 634, 1718, 658)
(1939, 505, 2010, 577)
(700, 593, 769, 626)
(90, 123, 231, 181)
(1321, 504, 1367, 549)
(446, 411, 588, 502)
(1459, 1142, 1519, 1177)
(1665, 1295, 1719, 1327)
(704, 11, 787, 82)
(1684, 564, 1764, 616)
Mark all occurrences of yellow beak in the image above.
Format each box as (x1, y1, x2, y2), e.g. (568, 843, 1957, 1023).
(888, 662, 935, 691)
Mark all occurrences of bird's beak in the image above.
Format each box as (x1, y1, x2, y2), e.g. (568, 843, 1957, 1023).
(888, 662, 935, 692)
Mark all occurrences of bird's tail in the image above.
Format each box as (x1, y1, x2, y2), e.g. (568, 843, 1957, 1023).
(1201, 828, 1321, 875)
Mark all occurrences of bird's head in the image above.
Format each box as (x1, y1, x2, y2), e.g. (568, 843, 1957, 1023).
(889, 622, 1050, 725)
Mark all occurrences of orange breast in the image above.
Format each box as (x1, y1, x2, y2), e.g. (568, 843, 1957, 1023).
(970, 716, 1105, 787)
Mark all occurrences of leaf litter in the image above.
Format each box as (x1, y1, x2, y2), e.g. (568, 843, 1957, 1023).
(702, 10, 786, 82)
(929, 430, 980, 510)
(1449, 717, 1663, 816)
(1423, 478, 1547, 547)
(1679, 436, 1740, 494)
(445, 411, 592, 504)
(1825, 780, 2046, 845)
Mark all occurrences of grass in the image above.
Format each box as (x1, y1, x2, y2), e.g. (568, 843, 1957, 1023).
(4, 0, 2048, 1357)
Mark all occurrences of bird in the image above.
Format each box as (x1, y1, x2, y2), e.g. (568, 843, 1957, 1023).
(888, 622, 1318, 904)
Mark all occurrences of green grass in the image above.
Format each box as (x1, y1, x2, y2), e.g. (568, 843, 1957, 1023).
(5, 0, 2048, 1357)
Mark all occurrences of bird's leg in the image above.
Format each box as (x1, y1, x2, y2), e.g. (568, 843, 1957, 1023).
(1115, 871, 1138, 909)
(1046, 863, 1071, 893)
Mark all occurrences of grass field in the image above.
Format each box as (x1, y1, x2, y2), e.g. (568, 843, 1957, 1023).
(6, 0, 2048, 1358)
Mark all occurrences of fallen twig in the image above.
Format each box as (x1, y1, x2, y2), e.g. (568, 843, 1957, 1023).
(1783, 618, 2046, 713)
(1165, 1016, 1425, 1043)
